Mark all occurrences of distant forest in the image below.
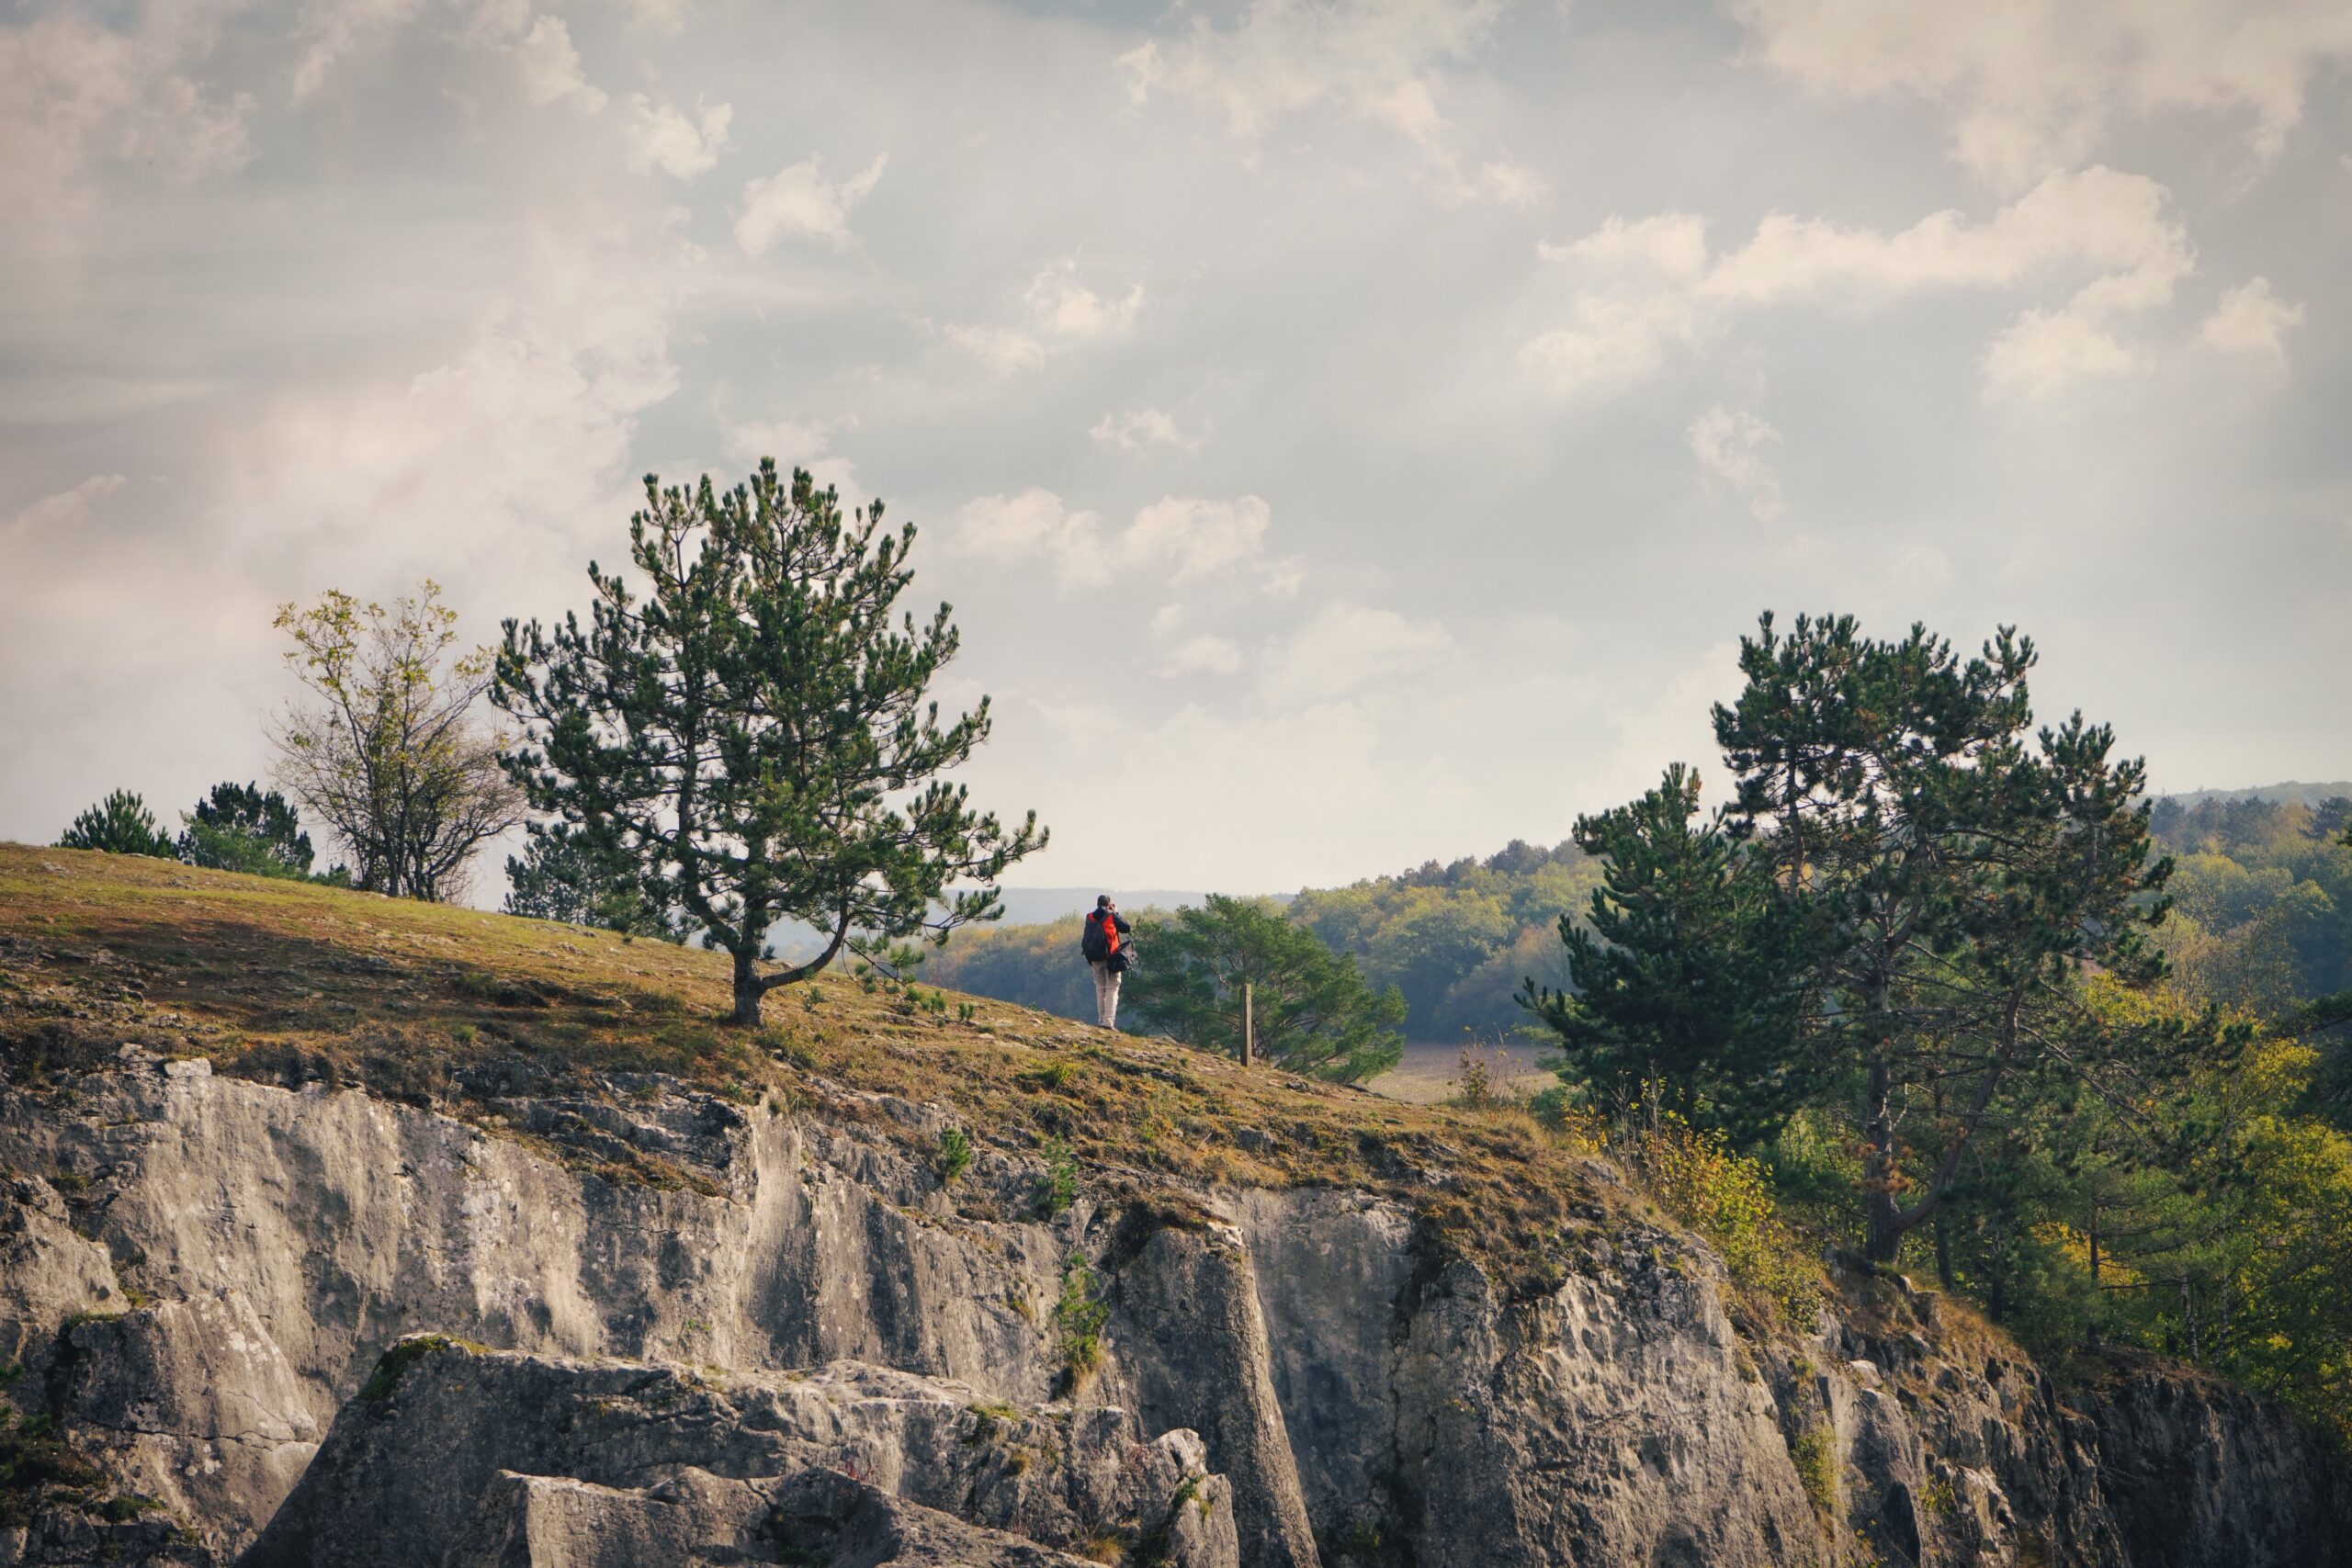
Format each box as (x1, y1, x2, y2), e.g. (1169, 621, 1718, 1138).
(921, 787, 2352, 1052)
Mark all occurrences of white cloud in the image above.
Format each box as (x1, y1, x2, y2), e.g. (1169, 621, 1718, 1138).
(1091, 408, 1200, 451)
(1156, 634, 1245, 677)
(1519, 291, 1702, 395)
(732, 152, 887, 255)
(944, 322, 1049, 375)
(718, 412, 857, 495)
(1981, 310, 2141, 399)
(6, 475, 126, 538)
(2199, 277, 2306, 362)
(1260, 602, 1451, 705)
(1126, 495, 1272, 582)
(1541, 213, 1710, 278)
(0, 9, 253, 274)
(1025, 264, 1146, 338)
(1527, 167, 2193, 399)
(1730, 0, 2352, 188)
(1687, 408, 1785, 523)
(948, 490, 1113, 589)
(945, 492, 1275, 592)
(514, 14, 605, 112)
(1117, 0, 1501, 139)
(1116, 0, 1532, 204)
(623, 94, 732, 180)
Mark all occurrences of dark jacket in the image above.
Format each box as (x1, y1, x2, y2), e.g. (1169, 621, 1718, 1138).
(1081, 909, 1131, 962)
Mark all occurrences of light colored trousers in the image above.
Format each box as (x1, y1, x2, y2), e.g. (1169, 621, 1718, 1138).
(1091, 960, 1123, 1029)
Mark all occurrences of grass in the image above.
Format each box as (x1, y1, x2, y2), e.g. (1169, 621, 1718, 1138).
(0, 844, 1668, 1283)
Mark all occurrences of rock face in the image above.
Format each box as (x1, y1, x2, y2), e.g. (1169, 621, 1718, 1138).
(3, 1051, 2347, 1568)
(244, 1344, 1234, 1568)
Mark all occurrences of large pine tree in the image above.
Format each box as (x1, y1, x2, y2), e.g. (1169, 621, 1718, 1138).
(495, 461, 1045, 1026)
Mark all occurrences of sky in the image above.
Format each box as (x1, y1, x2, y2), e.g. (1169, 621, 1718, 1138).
(3, 0, 2349, 898)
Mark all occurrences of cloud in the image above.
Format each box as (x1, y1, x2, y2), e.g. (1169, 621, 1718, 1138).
(2199, 277, 2306, 362)
(1731, 0, 2352, 189)
(623, 94, 732, 180)
(948, 490, 1113, 589)
(718, 411, 858, 495)
(1526, 167, 2194, 398)
(945, 492, 1275, 592)
(949, 265, 1148, 375)
(1116, 0, 1532, 204)
(1259, 601, 1451, 705)
(1981, 310, 2141, 399)
(1025, 264, 1146, 339)
(944, 323, 1049, 375)
(1091, 408, 1201, 451)
(1156, 634, 1245, 677)
(1125, 496, 1272, 582)
(1729, 0, 2352, 188)
(1687, 408, 1785, 522)
(0, 9, 253, 272)
(6, 475, 126, 538)
(514, 14, 605, 112)
(732, 153, 887, 255)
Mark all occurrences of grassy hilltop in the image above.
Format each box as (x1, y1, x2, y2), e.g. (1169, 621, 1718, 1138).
(0, 842, 1636, 1290)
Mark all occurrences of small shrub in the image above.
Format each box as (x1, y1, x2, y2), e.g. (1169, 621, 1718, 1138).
(1054, 1252, 1111, 1383)
(1789, 1424, 1838, 1517)
(938, 1127, 974, 1186)
(1035, 1137, 1078, 1217)
(1023, 1061, 1075, 1091)
(1621, 1112, 1822, 1328)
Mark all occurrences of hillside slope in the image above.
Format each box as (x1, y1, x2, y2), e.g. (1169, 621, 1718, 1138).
(1, 845, 2346, 1568)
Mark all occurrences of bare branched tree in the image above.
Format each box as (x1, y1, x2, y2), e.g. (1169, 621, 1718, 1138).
(271, 581, 524, 901)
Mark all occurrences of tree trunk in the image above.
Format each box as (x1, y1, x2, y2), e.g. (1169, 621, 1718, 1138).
(731, 947, 763, 1027)
(1862, 1056, 1905, 1264)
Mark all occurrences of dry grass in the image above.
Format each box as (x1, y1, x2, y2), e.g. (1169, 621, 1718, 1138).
(0, 844, 1618, 1280)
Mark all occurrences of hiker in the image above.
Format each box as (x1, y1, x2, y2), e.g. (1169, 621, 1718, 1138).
(1080, 895, 1133, 1029)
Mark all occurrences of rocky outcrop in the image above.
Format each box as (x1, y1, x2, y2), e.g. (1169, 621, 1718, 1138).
(244, 1342, 1233, 1568)
(3, 1049, 2346, 1568)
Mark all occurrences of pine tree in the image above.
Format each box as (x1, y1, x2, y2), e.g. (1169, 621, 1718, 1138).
(1520, 763, 1820, 1146)
(494, 460, 1045, 1026)
(56, 790, 175, 858)
(504, 822, 680, 941)
(1125, 895, 1406, 1081)
(1711, 613, 2179, 1263)
(177, 782, 315, 878)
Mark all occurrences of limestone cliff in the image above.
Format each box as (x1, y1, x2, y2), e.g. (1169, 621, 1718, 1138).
(0, 848, 2345, 1567)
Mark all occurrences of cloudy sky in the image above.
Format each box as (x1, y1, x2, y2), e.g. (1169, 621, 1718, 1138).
(4, 0, 2349, 897)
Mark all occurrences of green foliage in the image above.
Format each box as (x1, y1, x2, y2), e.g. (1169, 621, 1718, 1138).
(1053, 1251, 1110, 1382)
(1521, 763, 1821, 1147)
(2150, 795, 2352, 1013)
(1787, 1424, 1838, 1516)
(1035, 1136, 1078, 1216)
(495, 459, 1045, 1025)
(175, 782, 316, 879)
(0, 1404, 104, 1523)
(1705, 612, 2178, 1262)
(1125, 894, 1406, 1082)
(937, 1126, 973, 1186)
(273, 582, 525, 901)
(1620, 1111, 1822, 1327)
(503, 821, 681, 941)
(56, 790, 175, 858)
(1289, 839, 1595, 1036)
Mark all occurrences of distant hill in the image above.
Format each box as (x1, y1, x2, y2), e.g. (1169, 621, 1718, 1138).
(987, 887, 1213, 925)
(2157, 782, 2352, 808)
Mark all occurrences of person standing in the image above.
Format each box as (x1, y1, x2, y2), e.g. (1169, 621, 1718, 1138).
(1080, 895, 1132, 1029)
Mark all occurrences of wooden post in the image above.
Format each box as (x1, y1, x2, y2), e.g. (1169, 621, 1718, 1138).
(1241, 981, 1254, 1067)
